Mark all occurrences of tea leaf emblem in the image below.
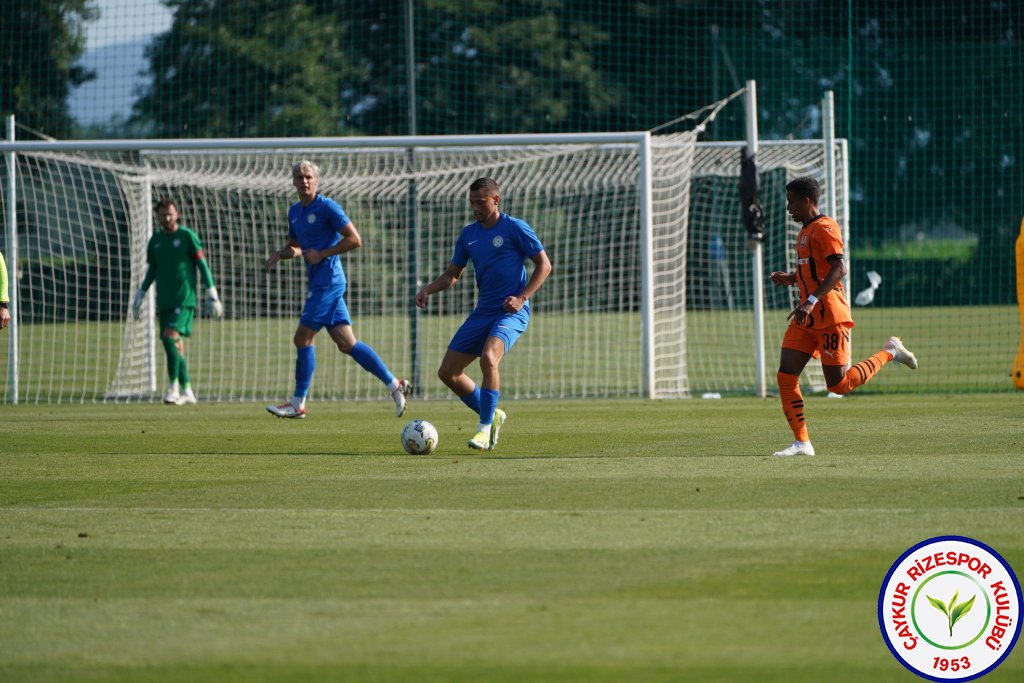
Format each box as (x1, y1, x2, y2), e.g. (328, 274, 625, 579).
(927, 590, 976, 637)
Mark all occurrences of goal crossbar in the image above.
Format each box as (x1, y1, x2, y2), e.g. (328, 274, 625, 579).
(0, 132, 650, 154)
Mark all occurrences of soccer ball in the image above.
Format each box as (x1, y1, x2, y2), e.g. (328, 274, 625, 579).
(401, 419, 438, 455)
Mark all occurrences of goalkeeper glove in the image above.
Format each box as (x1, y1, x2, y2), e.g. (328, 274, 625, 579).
(205, 286, 224, 319)
(131, 289, 145, 320)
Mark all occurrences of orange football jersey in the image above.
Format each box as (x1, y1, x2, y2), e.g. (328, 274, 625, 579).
(793, 215, 852, 330)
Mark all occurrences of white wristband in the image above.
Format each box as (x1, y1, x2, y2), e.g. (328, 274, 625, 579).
(806, 294, 819, 305)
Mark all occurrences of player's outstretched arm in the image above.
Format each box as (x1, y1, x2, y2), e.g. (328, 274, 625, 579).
(770, 271, 797, 286)
(415, 264, 465, 308)
(266, 240, 301, 271)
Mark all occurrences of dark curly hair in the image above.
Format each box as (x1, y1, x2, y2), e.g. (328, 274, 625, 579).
(155, 197, 178, 211)
(785, 177, 820, 203)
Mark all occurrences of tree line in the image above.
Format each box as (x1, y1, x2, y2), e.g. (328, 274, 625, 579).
(3, 1, 1022, 255)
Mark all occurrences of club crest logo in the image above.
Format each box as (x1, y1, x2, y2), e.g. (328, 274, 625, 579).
(307, 213, 317, 223)
(172, 238, 181, 248)
(492, 236, 504, 248)
(800, 235, 808, 247)
(878, 536, 1021, 681)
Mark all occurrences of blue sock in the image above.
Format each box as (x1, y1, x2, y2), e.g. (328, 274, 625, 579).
(460, 385, 482, 415)
(349, 341, 395, 385)
(295, 345, 315, 399)
(479, 387, 500, 426)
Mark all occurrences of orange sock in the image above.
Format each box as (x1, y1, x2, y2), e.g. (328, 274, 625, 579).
(777, 371, 809, 442)
(826, 350, 893, 395)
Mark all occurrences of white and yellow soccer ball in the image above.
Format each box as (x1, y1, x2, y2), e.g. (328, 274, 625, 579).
(401, 419, 438, 455)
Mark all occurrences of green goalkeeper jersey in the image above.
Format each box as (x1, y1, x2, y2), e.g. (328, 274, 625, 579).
(142, 225, 214, 311)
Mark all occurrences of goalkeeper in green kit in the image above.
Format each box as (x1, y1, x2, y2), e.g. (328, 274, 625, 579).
(132, 198, 223, 404)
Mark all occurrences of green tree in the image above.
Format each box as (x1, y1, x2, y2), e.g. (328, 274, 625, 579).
(133, 0, 356, 137)
(325, 2, 410, 135)
(409, 0, 622, 134)
(0, 0, 96, 138)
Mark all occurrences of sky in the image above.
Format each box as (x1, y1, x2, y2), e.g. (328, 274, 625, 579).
(86, 0, 172, 49)
(68, 0, 174, 125)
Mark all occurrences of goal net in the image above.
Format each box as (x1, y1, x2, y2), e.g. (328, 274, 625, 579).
(1, 131, 846, 403)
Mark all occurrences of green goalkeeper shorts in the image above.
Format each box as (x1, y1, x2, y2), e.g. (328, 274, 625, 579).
(158, 306, 195, 337)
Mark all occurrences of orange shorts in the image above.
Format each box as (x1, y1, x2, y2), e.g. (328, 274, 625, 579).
(781, 323, 853, 367)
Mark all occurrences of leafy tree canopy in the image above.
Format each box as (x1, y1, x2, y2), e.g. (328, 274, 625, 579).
(133, 0, 357, 137)
(0, 0, 96, 138)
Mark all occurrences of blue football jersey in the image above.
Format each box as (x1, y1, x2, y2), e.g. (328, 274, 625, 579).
(451, 213, 544, 314)
(287, 195, 351, 289)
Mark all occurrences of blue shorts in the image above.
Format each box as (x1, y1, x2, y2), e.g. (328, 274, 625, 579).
(300, 286, 351, 331)
(448, 308, 530, 357)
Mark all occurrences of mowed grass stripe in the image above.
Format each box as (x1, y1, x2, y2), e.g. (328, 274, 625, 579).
(3, 508, 1024, 551)
(0, 596, 904, 669)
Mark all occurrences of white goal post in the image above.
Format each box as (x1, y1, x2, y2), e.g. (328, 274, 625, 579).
(0, 100, 847, 404)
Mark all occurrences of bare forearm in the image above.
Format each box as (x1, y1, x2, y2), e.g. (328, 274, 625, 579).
(425, 272, 457, 295)
(809, 261, 846, 300)
(278, 244, 301, 259)
(520, 261, 551, 301)
(321, 235, 360, 257)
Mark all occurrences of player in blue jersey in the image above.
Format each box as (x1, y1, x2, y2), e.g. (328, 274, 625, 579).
(264, 160, 412, 419)
(415, 177, 552, 451)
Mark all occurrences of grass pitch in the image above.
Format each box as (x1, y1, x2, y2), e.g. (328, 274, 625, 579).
(1, 393, 1022, 682)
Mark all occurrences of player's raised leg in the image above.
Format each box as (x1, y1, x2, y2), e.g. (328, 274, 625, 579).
(329, 324, 411, 416)
(824, 335, 918, 396)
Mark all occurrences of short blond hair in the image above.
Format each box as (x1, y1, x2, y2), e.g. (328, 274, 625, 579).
(291, 160, 320, 178)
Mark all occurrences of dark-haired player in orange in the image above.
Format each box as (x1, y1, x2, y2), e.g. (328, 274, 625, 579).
(769, 177, 918, 457)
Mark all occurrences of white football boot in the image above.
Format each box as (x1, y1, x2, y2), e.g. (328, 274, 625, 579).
(392, 379, 413, 417)
(163, 382, 181, 405)
(772, 441, 816, 458)
(266, 402, 306, 419)
(884, 336, 918, 370)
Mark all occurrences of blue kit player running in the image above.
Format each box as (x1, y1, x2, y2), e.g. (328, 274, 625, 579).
(415, 177, 552, 451)
(265, 160, 412, 419)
